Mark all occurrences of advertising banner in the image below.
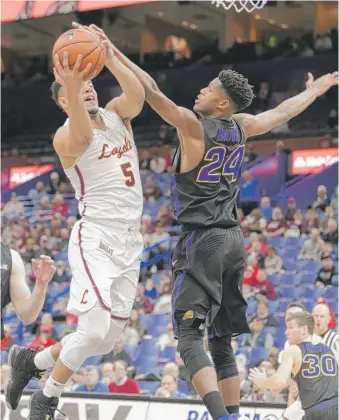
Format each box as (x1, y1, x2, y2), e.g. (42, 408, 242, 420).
(291, 148, 338, 175)
(1, 0, 154, 23)
(9, 165, 55, 189)
(0, 394, 285, 420)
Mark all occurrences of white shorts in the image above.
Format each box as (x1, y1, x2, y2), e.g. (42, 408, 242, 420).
(283, 400, 304, 420)
(67, 220, 143, 319)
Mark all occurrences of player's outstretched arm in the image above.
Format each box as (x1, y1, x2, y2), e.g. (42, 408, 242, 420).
(9, 251, 56, 324)
(235, 72, 338, 138)
(249, 346, 300, 391)
(72, 23, 202, 139)
(53, 53, 93, 157)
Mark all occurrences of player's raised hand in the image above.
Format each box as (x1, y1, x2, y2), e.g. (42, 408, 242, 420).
(32, 255, 56, 288)
(249, 367, 267, 389)
(72, 21, 115, 65)
(306, 71, 339, 97)
(53, 51, 92, 89)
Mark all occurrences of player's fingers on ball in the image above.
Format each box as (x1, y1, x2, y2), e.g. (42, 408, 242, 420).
(80, 63, 93, 78)
(72, 21, 82, 28)
(63, 51, 70, 71)
(73, 55, 83, 73)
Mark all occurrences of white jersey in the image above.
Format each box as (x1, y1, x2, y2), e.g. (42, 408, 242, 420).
(64, 108, 143, 228)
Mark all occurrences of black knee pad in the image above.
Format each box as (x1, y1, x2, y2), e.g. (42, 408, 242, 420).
(177, 319, 213, 380)
(209, 335, 238, 381)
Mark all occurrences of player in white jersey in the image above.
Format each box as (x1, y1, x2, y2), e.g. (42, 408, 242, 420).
(5, 38, 145, 419)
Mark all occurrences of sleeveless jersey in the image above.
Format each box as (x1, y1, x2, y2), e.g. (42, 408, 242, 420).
(1, 243, 12, 339)
(294, 342, 338, 410)
(171, 117, 245, 230)
(65, 108, 143, 228)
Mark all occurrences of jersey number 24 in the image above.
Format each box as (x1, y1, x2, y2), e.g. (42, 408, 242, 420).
(196, 146, 244, 183)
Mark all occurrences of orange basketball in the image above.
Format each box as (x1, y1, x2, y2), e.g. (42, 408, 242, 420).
(52, 28, 106, 81)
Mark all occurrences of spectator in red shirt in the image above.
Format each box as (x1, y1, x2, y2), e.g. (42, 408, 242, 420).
(246, 233, 267, 256)
(109, 360, 140, 395)
(51, 193, 69, 218)
(29, 326, 56, 351)
(263, 207, 286, 238)
(243, 255, 260, 286)
(255, 269, 276, 300)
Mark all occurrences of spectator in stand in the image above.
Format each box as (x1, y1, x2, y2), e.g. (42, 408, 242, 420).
(163, 362, 189, 395)
(259, 197, 273, 221)
(299, 228, 324, 260)
(243, 255, 260, 287)
(243, 317, 274, 348)
(255, 269, 276, 300)
(64, 369, 84, 392)
(158, 374, 186, 398)
(51, 193, 69, 218)
(328, 108, 338, 130)
(29, 325, 56, 351)
(253, 300, 279, 328)
(246, 232, 267, 255)
(312, 185, 330, 212)
(100, 363, 115, 386)
(2, 192, 25, 219)
(143, 278, 158, 301)
(38, 197, 52, 220)
(149, 225, 171, 250)
(47, 172, 61, 194)
(264, 246, 283, 275)
(321, 242, 336, 260)
(20, 237, 36, 264)
(285, 209, 303, 237)
(52, 261, 71, 286)
(33, 235, 52, 258)
(150, 154, 166, 174)
(139, 149, 151, 171)
(156, 322, 176, 351)
(247, 240, 265, 267)
(321, 218, 338, 245)
(28, 181, 48, 208)
(302, 209, 320, 235)
(154, 275, 172, 314)
(315, 33, 333, 52)
(159, 124, 173, 145)
(0, 365, 10, 391)
(263, 207, 286, 238)
(240, 170, 260, 215)
(243, 142, 257, 164)
(315, 256, 337, 288)
(133, 283, 153, 314)
(99, 339, 132, 366)
(121, 309, 145, 345)
(285, 197, 298, 221)
(268, 348, 280, 370)
(143, 176, 161, 200)
(321, 206, 336, 231)
(330, 186, 338, 213)
(35, 313, 57, 339)
(156, 205, 173, 228)
(75, 366, 109, 393)
(109, 361, 140, 394)
(246, 208, 267, 234)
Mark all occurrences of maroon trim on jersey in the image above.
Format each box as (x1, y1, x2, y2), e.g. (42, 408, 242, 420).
(74, 164, 129, 321)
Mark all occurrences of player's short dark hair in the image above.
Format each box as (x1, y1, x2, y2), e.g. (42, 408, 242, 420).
(287, 302, 306, 312)
(286, 311, 315, 335)
(51, 80, 63, 108)
(218, 70, 255, 112)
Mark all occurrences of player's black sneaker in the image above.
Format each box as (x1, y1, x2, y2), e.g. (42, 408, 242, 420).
(5, 345, 44, 410)
(27, 390, 62, 420)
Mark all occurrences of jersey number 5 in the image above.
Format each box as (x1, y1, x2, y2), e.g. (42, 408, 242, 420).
(120, 162, 135, 187)
(302, 354, 337, 378)
(196, 145, 244, 183)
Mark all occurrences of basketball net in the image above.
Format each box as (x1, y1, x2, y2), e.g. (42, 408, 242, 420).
(211, 0, 267, 13)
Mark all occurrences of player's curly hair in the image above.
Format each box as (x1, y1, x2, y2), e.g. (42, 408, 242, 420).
(51, 80, 63, 109)
(218, 70, 255, 112)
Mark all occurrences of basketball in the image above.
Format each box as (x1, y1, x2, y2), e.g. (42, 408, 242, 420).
(52, 28, 106, 81)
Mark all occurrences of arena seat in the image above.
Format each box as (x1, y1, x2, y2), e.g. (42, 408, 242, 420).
(138, 380, 161, 394)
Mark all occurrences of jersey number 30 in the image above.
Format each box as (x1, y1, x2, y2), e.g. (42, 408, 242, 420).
(196, 146, 244, 183)
(120, 162, 135, 187)
(302, 354, 337, 378)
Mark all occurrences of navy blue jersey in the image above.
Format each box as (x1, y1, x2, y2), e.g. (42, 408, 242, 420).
(294, 342, 338, 410)
(171, 117, 245, 231)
